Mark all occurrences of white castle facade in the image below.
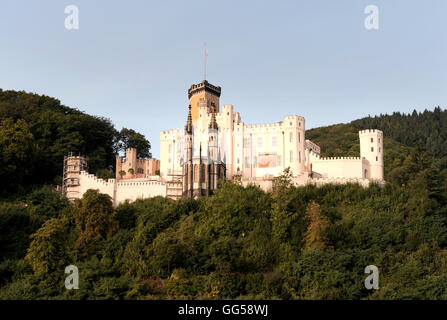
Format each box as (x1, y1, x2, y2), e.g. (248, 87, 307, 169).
(63, 80, 384, 205)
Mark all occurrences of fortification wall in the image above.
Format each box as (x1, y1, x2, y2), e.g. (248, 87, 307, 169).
(115, 180, 167, 205)
(78, 171, 116, 200)
(77, 171, 167, 205)
(308, 151, 363, 179)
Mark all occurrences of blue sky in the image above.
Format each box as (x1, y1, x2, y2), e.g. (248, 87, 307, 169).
(0, 0, 446, 158)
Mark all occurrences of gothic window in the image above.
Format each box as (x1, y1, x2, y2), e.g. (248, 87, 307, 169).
(371, 147, 374, 152)
(194, 166, 198, 182)
(371, 138, 374, 143)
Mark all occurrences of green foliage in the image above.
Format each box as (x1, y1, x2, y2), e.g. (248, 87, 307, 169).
(117, 128, 152, 159)
(1, 106, 447, 300)
(73, 189, 118, 259)
(0, 89, 152, 197)
(25, 218, 72, 279)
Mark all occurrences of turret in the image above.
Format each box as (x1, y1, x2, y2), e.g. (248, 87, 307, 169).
(208, 112, 218, 162)
(183, 105, 194, 197)
(359, 129, 384, 180)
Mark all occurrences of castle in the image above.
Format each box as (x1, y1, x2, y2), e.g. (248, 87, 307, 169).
(62, 80, 384, 205)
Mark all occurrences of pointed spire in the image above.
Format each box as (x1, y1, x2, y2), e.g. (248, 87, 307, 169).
(185, 104, 192, 134)
(209, 112, 218, 130)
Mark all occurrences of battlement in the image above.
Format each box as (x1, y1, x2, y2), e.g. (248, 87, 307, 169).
(245, 122, 283, 129)
(117, 180, 165, 187)
(359, 129, 383, 135)
(308, 151, 361, 161)
(80, 171, 116, 185)
(188, 80, 221, 99)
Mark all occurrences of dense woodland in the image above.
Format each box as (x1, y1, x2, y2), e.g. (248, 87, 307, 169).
(0, 90, 446, 299)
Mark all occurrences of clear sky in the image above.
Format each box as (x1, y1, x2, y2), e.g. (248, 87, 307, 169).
(0, 0, 446, 158)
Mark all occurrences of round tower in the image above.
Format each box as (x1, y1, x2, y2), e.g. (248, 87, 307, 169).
(62, 152, 88, 201)
(359, 129, 384, 180)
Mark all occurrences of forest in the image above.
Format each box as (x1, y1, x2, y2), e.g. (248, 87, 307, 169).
(0, 90, 446, 299)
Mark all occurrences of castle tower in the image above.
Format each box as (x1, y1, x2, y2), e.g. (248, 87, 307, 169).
(188, 80, 221, 122)
(359, 129, 384, 180)
(62, 153, 88, 201)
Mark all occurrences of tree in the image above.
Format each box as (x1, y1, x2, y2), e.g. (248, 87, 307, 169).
(128, 168, 134, 176)
(0, 118, 36, 192)
(119, 170, 126, 179)
(25, 218, 72, 279)
(73, 189, 118, 259)
(118, 128, 152, 159)
(304, 201, 330, 250)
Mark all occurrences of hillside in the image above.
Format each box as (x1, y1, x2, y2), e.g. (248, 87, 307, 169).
(306, 106, 447, 181)
(0, 91, 446, 300)
(0, 89, 151, 196)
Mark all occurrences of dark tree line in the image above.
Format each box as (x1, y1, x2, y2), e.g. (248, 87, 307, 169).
(0, 89, 151, 195)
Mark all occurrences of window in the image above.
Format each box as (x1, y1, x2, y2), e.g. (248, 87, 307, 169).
(289, 132, 293, 142)
(194, 166, 198, 182)
(168, 144, 172, 153)
(237, 158, 240, 164)
(371, 138, 374, 143)
(299, 151, 301, 163)
(376, 156, 378, 161)
(290, 151, 293, 162)
(371, 147, 374, 152)
(271, 135, 277, 147)
(298, 132, 301, 143)
(379, 147, 381, 152)
(245, 156, 251, 168)
(244, 137, 251, 148)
